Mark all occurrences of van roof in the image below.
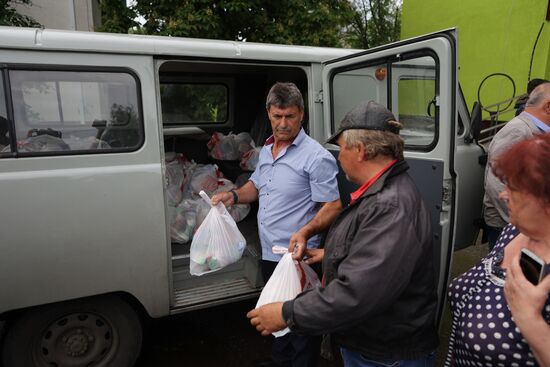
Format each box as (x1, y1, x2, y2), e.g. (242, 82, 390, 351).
(0, 26, 360, 63)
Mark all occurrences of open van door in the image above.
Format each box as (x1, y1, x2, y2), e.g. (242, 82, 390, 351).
(322, 29, 458, 321)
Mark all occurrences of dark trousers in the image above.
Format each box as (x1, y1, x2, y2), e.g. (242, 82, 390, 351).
(486, 225, 503, 250)
(261, 260, 322, 367)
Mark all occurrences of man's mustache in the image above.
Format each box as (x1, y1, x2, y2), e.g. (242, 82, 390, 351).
(276, 127, 292, 133)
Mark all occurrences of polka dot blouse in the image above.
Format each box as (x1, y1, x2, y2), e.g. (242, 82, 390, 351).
(445, 224, 550, 366)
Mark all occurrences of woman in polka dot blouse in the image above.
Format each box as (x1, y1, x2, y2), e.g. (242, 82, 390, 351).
(445, 134, 550, 367)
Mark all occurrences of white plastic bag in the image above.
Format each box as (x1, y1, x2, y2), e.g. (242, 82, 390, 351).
(234, 132, 255, 156)
(207, 132, 255, 160)
(255, 246, 320, 337)
(190, 191, 246, 276)
(207, 132, 240, 160)
(189, 164, 220, 195)
(166, 159, 186, 206)
(170, 199, 198, 244)
(240, 146, 261, 171)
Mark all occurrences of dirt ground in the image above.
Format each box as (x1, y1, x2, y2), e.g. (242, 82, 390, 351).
(136, 241, 489, 367)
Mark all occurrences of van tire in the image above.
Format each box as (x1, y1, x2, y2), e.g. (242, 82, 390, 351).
(1, 295, 142, 367)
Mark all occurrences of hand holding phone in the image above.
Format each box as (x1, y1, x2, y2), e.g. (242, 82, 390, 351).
(519, 248, 547, 285)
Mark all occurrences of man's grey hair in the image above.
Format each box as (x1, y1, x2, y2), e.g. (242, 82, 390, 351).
(265, 82, 304, 111)
(526, 82, 550, 107)
(342, 123, 404, 160)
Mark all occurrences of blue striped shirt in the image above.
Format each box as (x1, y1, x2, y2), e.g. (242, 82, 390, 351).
(250, 128, 339, 261)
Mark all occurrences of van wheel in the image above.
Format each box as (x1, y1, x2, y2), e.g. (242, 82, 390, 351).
(1, 295, 142, 367)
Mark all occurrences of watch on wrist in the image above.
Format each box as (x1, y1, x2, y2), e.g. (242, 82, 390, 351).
(230, 189, 239, 204)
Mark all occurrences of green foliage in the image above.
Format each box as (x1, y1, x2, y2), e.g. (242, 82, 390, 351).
(100, 0, 355, 47)
(160, 83, 228, 123)
(346, 0, 401, 49)
(98, 0, 401, 49)
(97, 0, 138, 33)
(0, 0, 40, 27)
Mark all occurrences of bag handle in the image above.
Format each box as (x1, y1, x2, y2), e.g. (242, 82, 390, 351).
(271, 246, 308, 290)
(199, 190, 213, 207)
(199, 190, 229, 215)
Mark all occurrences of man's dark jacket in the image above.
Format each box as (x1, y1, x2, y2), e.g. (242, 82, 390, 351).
(283, 159, 439, 360)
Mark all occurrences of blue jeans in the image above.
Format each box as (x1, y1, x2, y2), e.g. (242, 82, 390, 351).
(340, 348, 435, 367)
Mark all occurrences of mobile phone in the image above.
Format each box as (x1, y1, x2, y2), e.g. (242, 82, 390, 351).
(519, 248, 547, 285)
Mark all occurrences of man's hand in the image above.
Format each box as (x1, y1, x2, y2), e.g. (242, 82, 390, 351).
(211, 191, 234, 207)
(304, 248, 324, 265)
(289, 231, 307, 260)
(288, 199, 341, 260)
(246, 302, 287, 336)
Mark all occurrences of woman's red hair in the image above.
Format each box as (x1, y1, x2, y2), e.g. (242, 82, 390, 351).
(493, 133, 550, 203)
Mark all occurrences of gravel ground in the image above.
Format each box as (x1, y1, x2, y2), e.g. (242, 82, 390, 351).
(136, 242, 489, 367)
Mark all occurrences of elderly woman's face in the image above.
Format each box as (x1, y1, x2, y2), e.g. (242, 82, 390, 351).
(500, 186, 549, 237)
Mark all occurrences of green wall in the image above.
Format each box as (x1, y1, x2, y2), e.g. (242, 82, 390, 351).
(401, 0, 550, 118)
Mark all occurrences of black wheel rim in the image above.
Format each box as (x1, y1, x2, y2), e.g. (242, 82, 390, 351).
(34, 312, 117, 367)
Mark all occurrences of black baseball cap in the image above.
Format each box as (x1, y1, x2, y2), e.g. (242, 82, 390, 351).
(326, 101, 400, 144)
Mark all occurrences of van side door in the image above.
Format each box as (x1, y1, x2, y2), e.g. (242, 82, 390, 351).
(322, 30, 460, 320)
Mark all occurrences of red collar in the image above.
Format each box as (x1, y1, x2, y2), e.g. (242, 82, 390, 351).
(264, 129, 304, 146)
(264, 135, 298, 146)
(349, 159, 397, 204)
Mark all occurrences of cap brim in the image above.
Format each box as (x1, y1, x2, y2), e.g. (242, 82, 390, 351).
(326, 128, 343, 145)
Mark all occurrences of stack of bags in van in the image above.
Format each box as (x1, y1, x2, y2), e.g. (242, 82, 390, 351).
(165, 152, 251, 244)
(207, 132, 261, 171)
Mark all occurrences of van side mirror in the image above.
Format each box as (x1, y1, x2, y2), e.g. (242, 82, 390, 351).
(466, 101, 482, 144)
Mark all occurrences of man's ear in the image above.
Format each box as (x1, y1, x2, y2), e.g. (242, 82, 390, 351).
(356, 142, 366, 161)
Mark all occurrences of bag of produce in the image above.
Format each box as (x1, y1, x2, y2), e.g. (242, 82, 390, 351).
(190, 191, 246, 276)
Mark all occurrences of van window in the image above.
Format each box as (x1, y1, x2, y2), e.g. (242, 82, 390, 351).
(329, 55, 437, 150)
(331, 62, 386, 132)
(160, 82, 228, 125)
(394, 56, 437, 148)
(8, 70, 142, 154)
(0, 73, 10, 153)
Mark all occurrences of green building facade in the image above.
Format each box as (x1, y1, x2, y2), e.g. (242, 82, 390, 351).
(401, 0, 550, 118)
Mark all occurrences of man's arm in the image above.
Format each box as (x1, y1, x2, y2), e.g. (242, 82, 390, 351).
(211, 180, 258, 207)
(287, 203, 428, 335)
(289, 199, 342, 259)
(289, 148, 342, 258)
(248, 201, 427, 337)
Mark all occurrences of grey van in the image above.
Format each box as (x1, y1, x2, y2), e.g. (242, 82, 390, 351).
(0, 26, 484, 366)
